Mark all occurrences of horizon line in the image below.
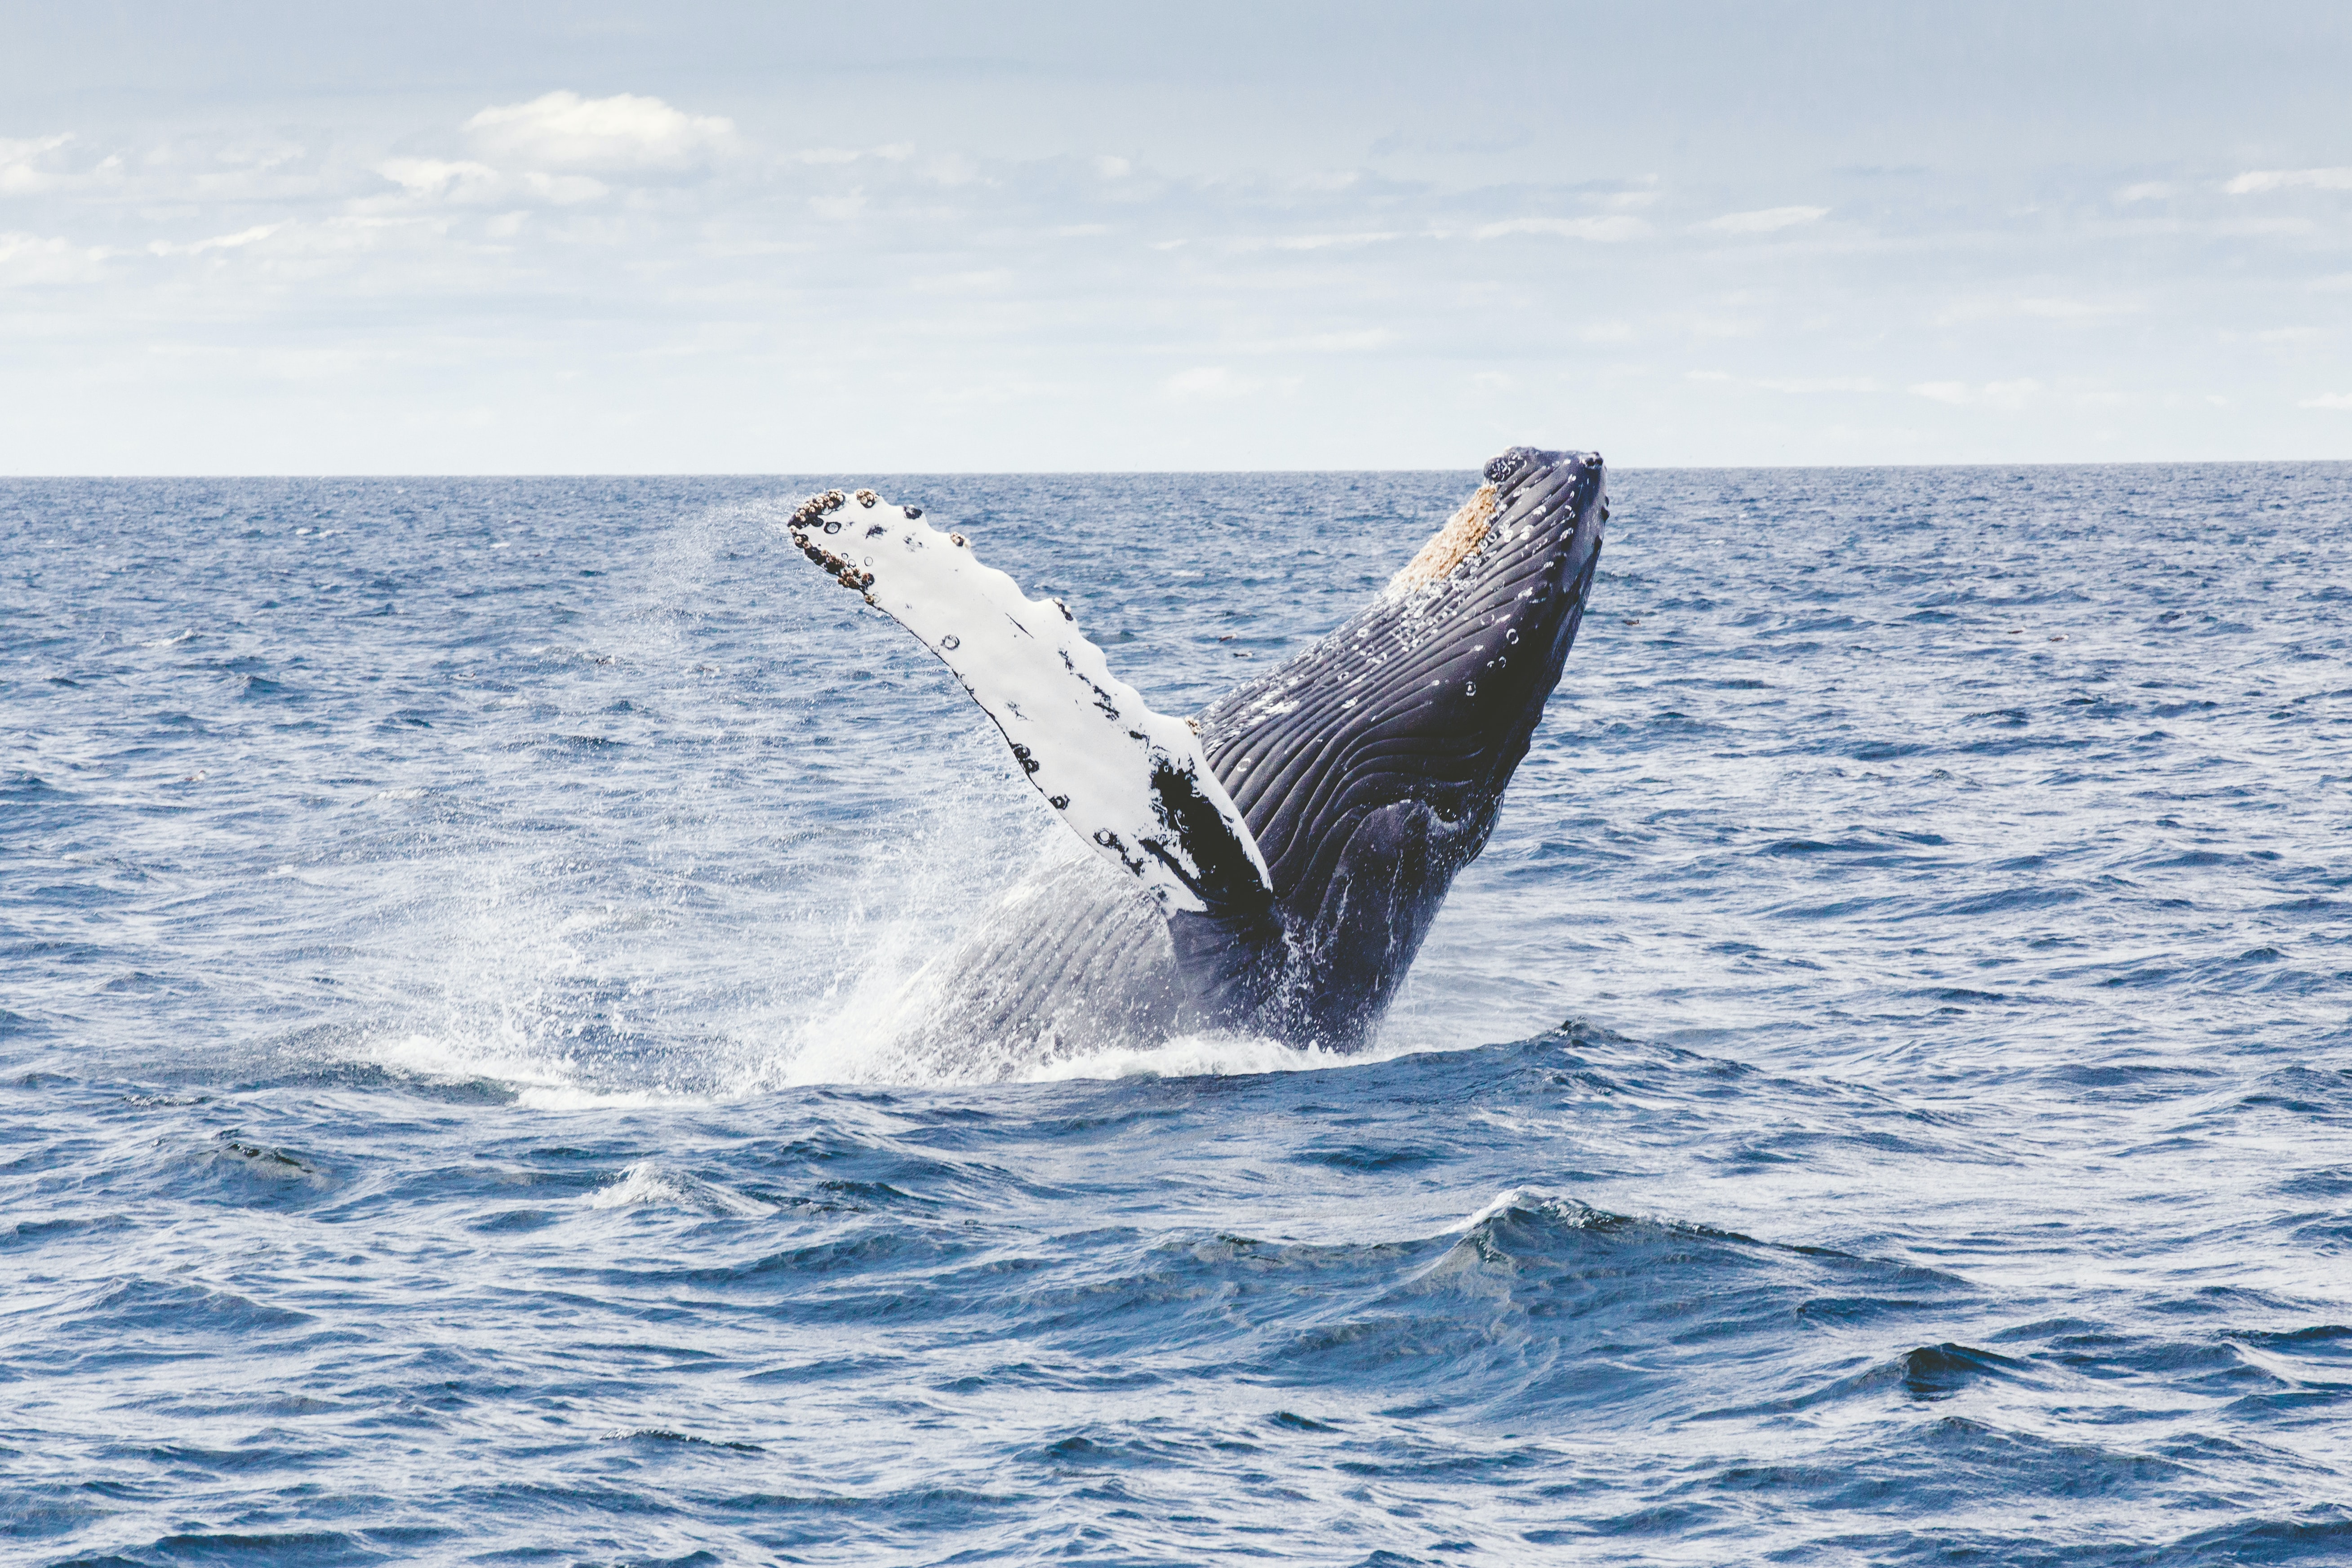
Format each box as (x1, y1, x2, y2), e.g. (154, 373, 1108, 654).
(4, 456, 2349, 482)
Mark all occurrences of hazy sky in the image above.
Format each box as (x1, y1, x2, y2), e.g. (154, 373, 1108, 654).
(4, 1, 2349, 472)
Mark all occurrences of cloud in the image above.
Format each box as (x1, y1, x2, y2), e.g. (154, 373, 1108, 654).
(791, 144, 911, 166)
(463, 90, 735, 172)
(2301, 392, 2352, 410)
(2224, 167, 2352, 195)
(1225, 231, 1402, 252)
(1162, 366, 1306, 400)
(0, 133, 79, 195)
(2115, 182, 2173, 203)
(1687, 370, 1880, 393)
(1935, 295, 2143, 324)
(375, 157, 605, 207)
(1757, 376, 1879, 394)
(0, 230, 106, 284)
(2012, 296, 2139, 319)
(1166, 367, 1247, 399)
(1697, 205, 1829, 235)
(1910, 378, 2043, 409)
(1228, 329, 1394, 354)
(378, 157, 501, 198)
(147, 224, 280, 257)
(1471, 216, 1649, 242)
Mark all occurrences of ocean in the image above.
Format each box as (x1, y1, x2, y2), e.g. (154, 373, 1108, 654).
(4, 464, 2348, 1565)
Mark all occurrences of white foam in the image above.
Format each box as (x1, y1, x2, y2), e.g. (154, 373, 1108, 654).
(366, 1030, 600, 1096)
(1451, 1187, 1627, 1235)
(585, 1159, 772, 1216)
(283, 494, 1492, 1102)
(1019, 1029, 1437, 1084)
(1457, 1186, 1552, 1231)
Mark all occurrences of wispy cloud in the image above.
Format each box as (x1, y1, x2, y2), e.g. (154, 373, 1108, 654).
(2224, 167, 2352, 195)
(378, 158, 499, 198)
(1226, 329, 1395, 354)
(2014, 297, 2140, 320)
(463, 90, 736, 173)
(0, 134, 79, 195)
(1911, 379, 2043, 409)
(1470, 216, 1649, 242)
(2301, 392, 2352, 410)
(1697, 205, 1828, 235)
(147, 224, 280, 257)
(1164, 366, 1298, 400)
(1937, 295, 2144, 324)
(1224, 231, 1403, 253)
(791, 144, 912, 166)
(1687, 370, 1880, 393)
(0, 230, 106, 284)
(376, 156, 605, 205)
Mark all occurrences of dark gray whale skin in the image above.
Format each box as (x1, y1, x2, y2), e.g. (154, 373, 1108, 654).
(907, 447, 1607, 1059)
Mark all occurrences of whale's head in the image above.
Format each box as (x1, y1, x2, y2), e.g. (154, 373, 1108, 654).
(1193, 446, 1607, 1044)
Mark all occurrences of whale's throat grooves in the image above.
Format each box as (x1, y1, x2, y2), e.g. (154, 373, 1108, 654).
(1186, 450, 1607, 1042)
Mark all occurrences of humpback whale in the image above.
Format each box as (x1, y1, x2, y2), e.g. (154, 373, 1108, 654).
(787, 447, 1607, 1066)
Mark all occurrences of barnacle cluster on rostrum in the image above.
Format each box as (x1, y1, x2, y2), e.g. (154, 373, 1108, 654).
(787, 489, 879, 603)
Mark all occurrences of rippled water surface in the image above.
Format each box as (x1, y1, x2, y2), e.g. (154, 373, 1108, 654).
(4, 466, 2350, 1565)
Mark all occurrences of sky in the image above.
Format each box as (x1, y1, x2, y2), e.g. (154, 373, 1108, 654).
(2, 0, 2349, 473)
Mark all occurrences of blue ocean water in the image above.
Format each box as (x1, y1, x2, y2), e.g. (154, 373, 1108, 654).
(4, 465, 2350, 1566)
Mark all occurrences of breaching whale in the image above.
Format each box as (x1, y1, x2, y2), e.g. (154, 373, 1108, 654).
(787, 447, 1607, 1066)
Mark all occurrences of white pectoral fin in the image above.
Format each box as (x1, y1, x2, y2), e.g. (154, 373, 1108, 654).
(788, 489, 1274, 920)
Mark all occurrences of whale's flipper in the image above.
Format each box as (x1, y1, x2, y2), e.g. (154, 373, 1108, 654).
(788, 489, 1274, 923)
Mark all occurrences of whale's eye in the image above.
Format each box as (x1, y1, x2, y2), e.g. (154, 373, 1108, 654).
(903, 505, 923, 519)
(824, 520, 842, 533)
(940, 634, 960, 650)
